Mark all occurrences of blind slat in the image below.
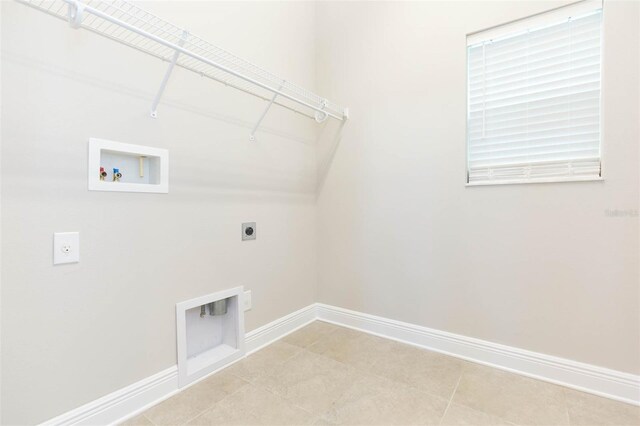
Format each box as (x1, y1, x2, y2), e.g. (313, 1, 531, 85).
(469, 34, 600, 73)
(470, 140, 600, 158)
(469, 60, 601, 94)
(470, 148, 600, 165)
(469, 91, 600, 118)
(470, 72, 600, 104)
(470, 132, 600, 152)
(469, 83, 600, 112)
(469, 95, 599, 120)
(470, 106, 600, 131)
(470, 117, 601, 141)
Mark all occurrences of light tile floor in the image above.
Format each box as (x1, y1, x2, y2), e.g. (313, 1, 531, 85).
(124, 321, 640, 426)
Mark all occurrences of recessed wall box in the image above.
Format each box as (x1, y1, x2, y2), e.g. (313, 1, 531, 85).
(176, 287, 245, 388)
(88, 138, 168, 193)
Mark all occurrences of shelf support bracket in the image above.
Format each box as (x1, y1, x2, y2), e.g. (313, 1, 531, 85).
(249, 92, 277, 142)
(249, 82, 284, 141)
(66, 0, 85, 29)
(314, 99, 329, 123)
(150, 31, 188, 119)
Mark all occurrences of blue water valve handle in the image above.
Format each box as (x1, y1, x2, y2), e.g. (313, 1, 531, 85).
(113, 168, 123, 182)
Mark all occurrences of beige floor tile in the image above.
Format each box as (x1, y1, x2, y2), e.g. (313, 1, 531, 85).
(564, 388, 640, 425)
(190, 370, 250, 399)
(313, 418, 338, 425)
(186, 403, 262, 426)
(219, 385, 315, 425)
(451, 364, 570, 426)
(369, 341, 466, 399)
(308, 328, 397, 371)
(144, 371, 249, 425)
(282, 321, 340, 348)
(255, 350, 355, 416)
(118, 414, 154, 426)
(144, 392, 205, 426)
(225, 341, 302, 382)
(322, 372, 448, 425)
(440, 403, 513, 425)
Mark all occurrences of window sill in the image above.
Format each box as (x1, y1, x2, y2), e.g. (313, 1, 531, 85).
(466, 176, 604, 187)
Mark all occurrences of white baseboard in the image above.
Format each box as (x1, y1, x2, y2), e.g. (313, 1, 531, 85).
(316, 303, 640, 406)
(245, 304, 318, 354)
(41, 367, 179, 426)
(40, 302, 639, 425)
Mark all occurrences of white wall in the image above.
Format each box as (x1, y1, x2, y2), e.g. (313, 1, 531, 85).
(1, 2, 318, 424)
(316, 0, 640, 375)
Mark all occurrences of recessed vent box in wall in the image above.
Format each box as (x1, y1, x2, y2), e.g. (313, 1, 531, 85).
(88, 138, 168, 193)
(176, 287, 245, 387)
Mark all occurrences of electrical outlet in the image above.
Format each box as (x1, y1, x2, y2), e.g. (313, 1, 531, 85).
(244, 290, 252, 311)
(53, 232, 80, 265)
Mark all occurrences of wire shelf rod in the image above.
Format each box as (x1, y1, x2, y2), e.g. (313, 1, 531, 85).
(63, 0, 345, 120)
(17, 0, 347, 121)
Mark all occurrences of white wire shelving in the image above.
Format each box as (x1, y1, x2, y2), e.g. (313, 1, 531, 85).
(17, 0, 349, 140)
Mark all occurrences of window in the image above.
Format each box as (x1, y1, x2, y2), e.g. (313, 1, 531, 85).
(466, 1, 603, 185)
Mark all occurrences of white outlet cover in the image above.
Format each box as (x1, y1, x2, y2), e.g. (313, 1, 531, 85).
(53, 232, 80, 265)
(244, 290, 252, 311)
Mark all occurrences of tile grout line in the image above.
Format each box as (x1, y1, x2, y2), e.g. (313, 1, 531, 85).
(438, 373, 463, 425)
(142, 413, 157, 426)
(176, 375, 252, 426)
(563, 389, 573, 426)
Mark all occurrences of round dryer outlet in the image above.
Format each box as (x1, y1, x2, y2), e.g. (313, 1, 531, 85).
(242, 222, 256, 240)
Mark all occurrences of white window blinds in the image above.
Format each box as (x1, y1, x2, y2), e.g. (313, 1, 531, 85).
(466, 2, 603, 185)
